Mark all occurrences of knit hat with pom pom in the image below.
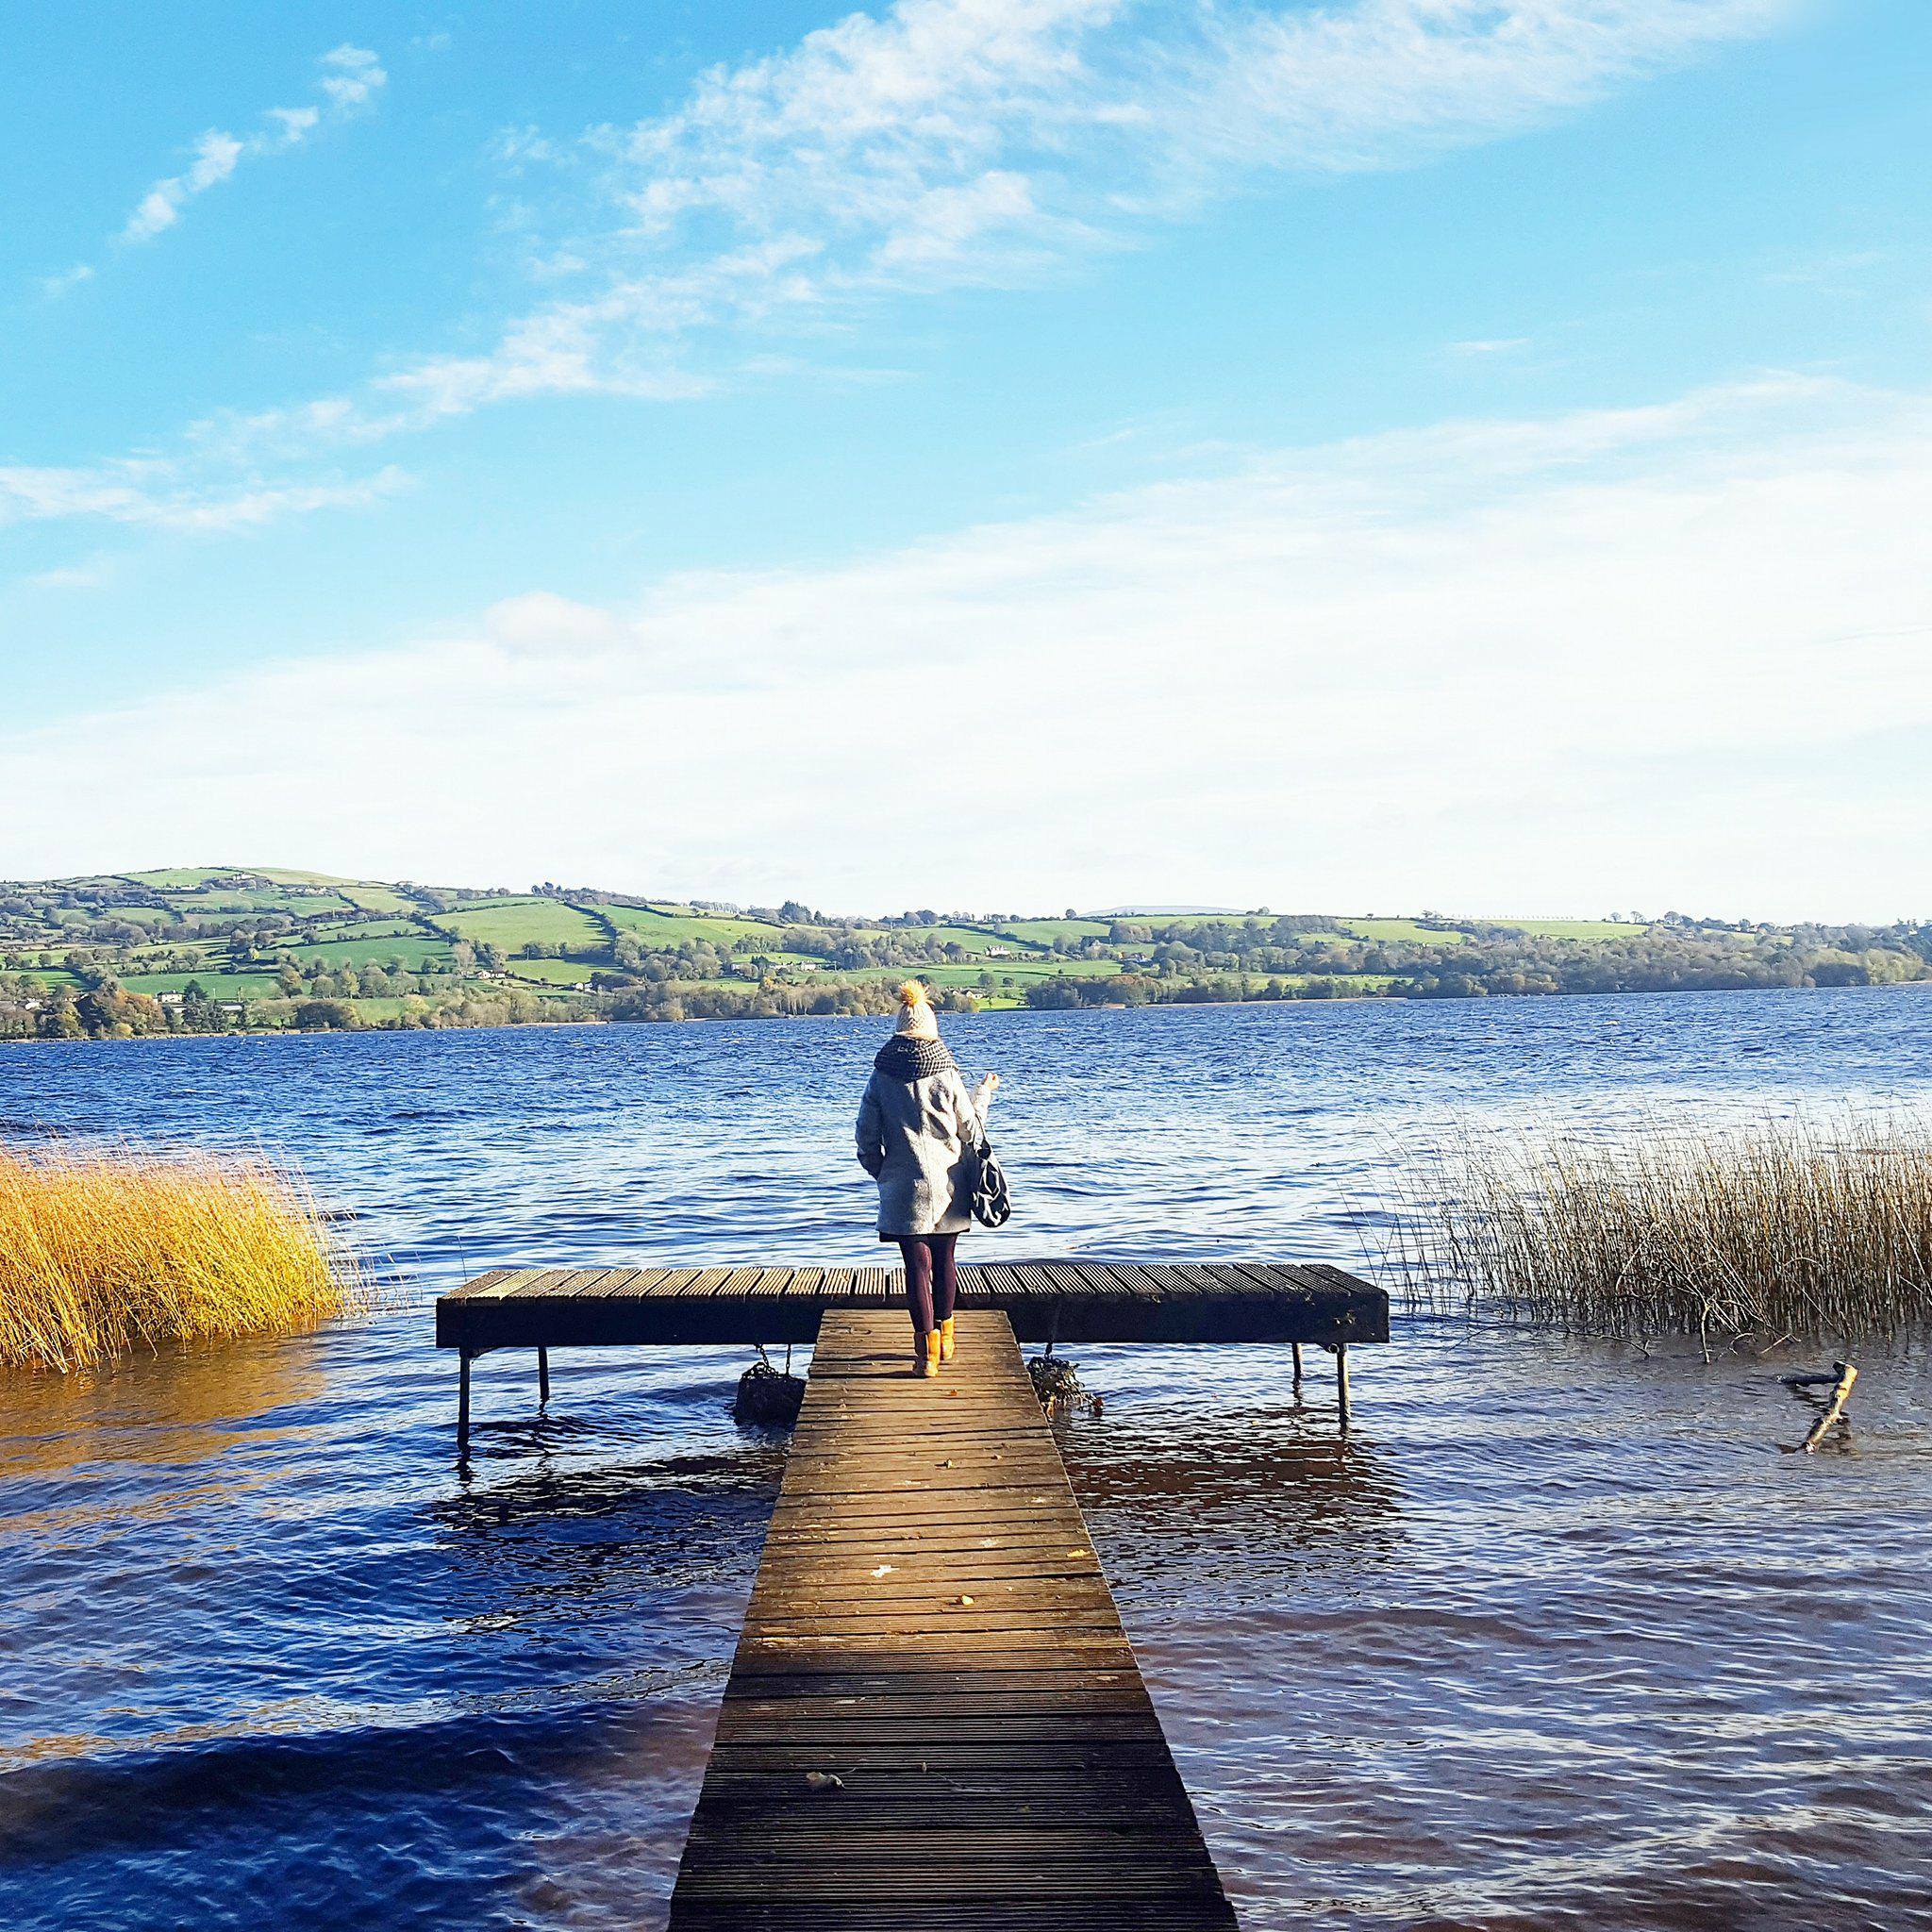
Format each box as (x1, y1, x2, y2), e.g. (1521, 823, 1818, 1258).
(893, 979, 940, 1040)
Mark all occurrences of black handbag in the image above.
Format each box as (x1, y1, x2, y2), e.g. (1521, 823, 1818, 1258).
(972, 1134, 1012, 1227)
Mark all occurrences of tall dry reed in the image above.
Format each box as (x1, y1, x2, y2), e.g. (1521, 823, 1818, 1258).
(1381, 1111, 1932, 1345)
(0, 1141, 363, 1372)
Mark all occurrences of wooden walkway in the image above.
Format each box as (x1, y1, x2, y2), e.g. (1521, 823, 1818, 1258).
(438, 1257, 1386, 1349)
(440, 1257, 1386, 1453)
(667, 1308, 1240, 1930)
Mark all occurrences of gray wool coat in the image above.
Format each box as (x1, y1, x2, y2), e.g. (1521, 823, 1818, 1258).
(856, 1048, 995, 1238)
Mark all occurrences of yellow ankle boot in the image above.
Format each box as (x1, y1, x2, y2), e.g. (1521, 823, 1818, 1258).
(918, 1331, 941, 1378)
(939, 1317, 957, 1363)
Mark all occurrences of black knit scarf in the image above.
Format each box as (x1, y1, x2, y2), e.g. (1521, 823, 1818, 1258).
(874, 1035, 957, 1080)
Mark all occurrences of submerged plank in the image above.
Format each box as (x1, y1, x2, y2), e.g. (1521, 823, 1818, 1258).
(665, 1309, 1237, 1931)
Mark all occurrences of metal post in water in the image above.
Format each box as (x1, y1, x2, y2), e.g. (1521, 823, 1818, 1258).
(458, 1349, 473, 1458)
(1336, 1343, 1351, 1429)
(1291, 1341, 1304, 1391)
(538, 1346, 550, 1405)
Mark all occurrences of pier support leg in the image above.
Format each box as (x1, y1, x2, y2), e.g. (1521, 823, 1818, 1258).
(1291, 1342, 1304, 1392)
(538, 1346, 550, 1406)
(1335, 1343, 1351, 1429)
(458, 1349, 473, 1459)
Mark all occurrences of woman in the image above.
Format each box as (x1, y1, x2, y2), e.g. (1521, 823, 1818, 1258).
(855, 981, 1000, 1377)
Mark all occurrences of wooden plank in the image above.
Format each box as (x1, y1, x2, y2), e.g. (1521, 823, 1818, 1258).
(435, 1256, 1388, 1350)
(1127, 1262, 1212, 1301)
(1174, 1262, 1266, 1298)
(666, 1308, 1237, 1930)
(1067, 1257, 1159, 1301)
(503, 1266, 576, 1297)
(1090, 1259, 1171, 1299)
(440, 1266, 525, 1301)
(593, 1265, 674, 1296)
(1007, 1259, 1062, 1302)
(548, 1265, 638, 1299)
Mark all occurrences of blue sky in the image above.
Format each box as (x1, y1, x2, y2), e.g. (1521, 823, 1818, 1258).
(2, 1, 1927, 917)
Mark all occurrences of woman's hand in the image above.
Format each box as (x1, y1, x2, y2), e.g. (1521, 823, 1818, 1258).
(983, 1072, 1001, 1091)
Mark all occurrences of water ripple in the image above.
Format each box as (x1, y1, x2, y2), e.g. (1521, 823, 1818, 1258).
(3, 991, 1931, 1928)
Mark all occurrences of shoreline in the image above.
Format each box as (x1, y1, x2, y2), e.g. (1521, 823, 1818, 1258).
(5, 975, 1928, 1048)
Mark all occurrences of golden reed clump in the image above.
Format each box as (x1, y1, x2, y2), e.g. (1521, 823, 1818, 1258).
(0, 1141, 363, 1372)
(1385, 1110, 1932, 1346)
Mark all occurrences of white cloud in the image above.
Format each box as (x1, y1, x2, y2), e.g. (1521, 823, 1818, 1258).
(6, 374, 1926, 921)
(317, 43, 386, 112)
(0, 461, 407, 534)
(39, 262, 96, 299)
(165, 0, 1802, 467)
(1449, 336, 1531, 356)
(20, 557, 117, 591)
(114, 44, 385, 248)
(123, 129, 246, 242)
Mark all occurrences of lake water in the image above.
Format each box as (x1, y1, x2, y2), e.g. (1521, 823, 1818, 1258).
(3, 990, 1931, 1930)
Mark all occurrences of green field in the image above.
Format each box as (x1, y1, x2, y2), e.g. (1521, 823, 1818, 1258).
(302, 920, 426, 942)
(992, 919, 1111, 942)
(508, 958, 605, 986)
(162, 889, 360, 917)
(885, 924, 1036, 956)
(124, 864, 358, 892)
(281, 936, 454, 969)
(122, 971, 288, 999)
(121, 866, 243, 890)
(603, 904, 781, 949)
(435, 898, 607, 952)
(80, 902, 185, 927)
(869, 958, 1125, 990)
(10, 964, 85, 989)
(1341, 918, 1475, 945)
(171, 909, 321, 929)
(341, 996, 418, 1023)
(1481, 919, 1643, 941)
(338, 885, 417, 916)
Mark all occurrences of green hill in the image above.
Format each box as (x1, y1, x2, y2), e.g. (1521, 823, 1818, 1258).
(0, 867, 1922, 1039)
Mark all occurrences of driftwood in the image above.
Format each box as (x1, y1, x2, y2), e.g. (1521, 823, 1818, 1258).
(1782, 1359, 1857, 1454)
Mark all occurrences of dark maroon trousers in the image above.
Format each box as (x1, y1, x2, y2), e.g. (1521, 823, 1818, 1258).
(897, 1233, 959, 1335)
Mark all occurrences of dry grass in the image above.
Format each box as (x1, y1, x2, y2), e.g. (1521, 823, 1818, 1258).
(1381, 1111, 1932, 1346)
(0, 1141, 364, 1372)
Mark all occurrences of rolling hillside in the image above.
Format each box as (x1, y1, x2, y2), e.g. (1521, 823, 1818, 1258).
(1, 868, 1922, 1038)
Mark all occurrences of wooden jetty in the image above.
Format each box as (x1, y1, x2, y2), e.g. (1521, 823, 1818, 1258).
(435, 1257, 1388, 1924)
(438, 1257, 1387, 1450)
(667, 1308, 1238, 1929)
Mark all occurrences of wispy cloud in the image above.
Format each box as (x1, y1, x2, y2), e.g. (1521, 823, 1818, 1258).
(20, 557, 117, 592)
(187, 2, 1802, 458)
(1449, 336, 1532, 357)
(122, 130, 249, 244)
(40, 45, 387, 281)
(7, 374, 1925, 919)
(0, 459, 407, 534)
(22, 4, 1802, 519)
